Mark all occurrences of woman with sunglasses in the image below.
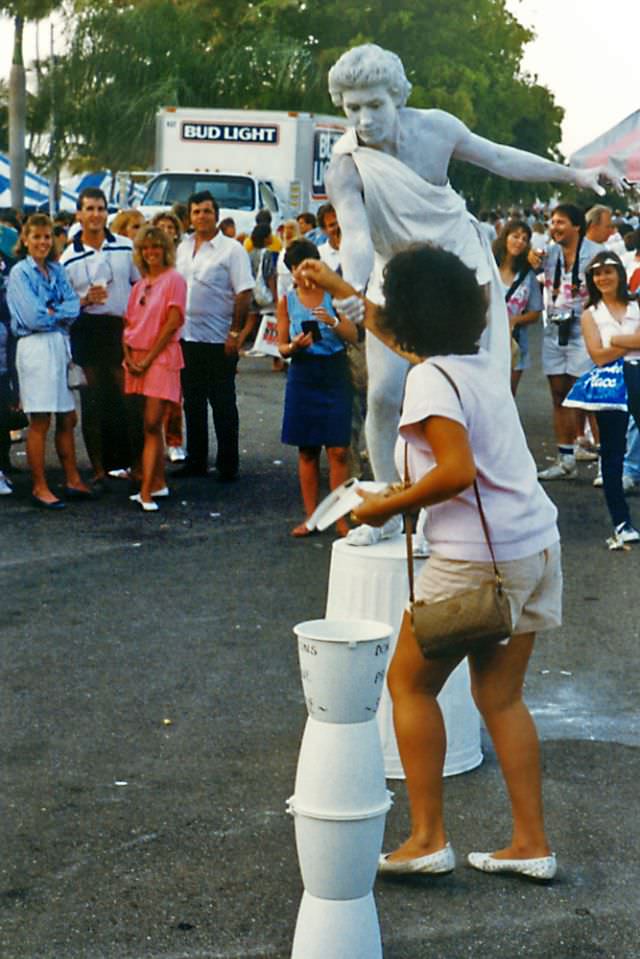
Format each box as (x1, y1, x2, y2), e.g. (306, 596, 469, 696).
(7, 214, 89, 508)
(579, 250, 640, 549)
(123, 225, 186, 511)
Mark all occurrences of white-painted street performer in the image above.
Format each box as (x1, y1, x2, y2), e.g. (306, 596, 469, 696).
(325, 44, 621, 546)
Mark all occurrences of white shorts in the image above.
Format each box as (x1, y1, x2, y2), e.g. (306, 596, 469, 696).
(542, 324, 592, 378)
(413, 541, 562, 636)
(16, 331, 75, 414)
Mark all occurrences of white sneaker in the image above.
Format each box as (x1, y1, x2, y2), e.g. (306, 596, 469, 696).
(167, 446, 186, 463)
(615, 521, 640, 542)
(622, 474, 638, 493)
(607, 522, 640, 550)
(593, 470, 603, 488)
(0, 472, 13, 495)
(538, 456, 577, 481)
(574, 446, 599, 462)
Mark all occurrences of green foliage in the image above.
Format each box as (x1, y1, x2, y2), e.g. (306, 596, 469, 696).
(25, 0, 566, 206)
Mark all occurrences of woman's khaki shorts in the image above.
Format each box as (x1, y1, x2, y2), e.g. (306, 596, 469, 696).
(412, 542, 562, 636)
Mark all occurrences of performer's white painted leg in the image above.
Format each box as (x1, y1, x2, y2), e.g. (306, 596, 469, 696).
(347, 334, 408, 547)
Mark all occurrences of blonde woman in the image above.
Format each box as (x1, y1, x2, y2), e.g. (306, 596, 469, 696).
(111, 209, 145, 242)
(7, 214, 89, 508)
(123, 225, 186, 510)
(152, 211, 186, 462)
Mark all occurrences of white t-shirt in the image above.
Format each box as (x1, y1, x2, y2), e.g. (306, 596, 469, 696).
(395, 350, 559, 561)
(176, 232, 253, 343)
(590, 300, 640, 360)
(276, 249, 293, 300)
(319, 243, 341, 272)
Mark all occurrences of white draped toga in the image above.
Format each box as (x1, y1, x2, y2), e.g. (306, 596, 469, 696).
(333, 128, 510, 377)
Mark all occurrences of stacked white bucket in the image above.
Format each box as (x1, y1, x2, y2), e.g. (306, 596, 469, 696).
(288, 618, 393, 959)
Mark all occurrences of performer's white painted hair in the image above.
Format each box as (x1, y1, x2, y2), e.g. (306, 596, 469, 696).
(328, 44, 412, 108)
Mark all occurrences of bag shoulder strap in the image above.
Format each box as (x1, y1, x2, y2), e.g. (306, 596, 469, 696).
(504, 266, 529, 304)
(404, 362, 502, 603)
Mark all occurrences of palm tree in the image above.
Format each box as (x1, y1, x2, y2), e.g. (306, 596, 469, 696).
(1, 1, 61, 208)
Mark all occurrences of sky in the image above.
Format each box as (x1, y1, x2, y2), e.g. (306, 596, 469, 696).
(1, 2, 639, 158)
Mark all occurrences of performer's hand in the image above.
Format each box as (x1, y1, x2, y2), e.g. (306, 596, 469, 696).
(574, 165, 628, 196)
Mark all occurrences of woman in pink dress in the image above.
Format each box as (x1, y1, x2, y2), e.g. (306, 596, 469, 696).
(123, 225, 186, 511)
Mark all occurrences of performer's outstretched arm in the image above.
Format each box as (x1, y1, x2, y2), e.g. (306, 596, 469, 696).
(440, 110, 625, 196)
(325, 154, 375, 292)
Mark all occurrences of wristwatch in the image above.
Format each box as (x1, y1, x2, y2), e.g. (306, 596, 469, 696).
(228, 331, 240, 339)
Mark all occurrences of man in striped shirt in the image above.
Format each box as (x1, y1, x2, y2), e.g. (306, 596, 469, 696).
(60, 188, 139, 487)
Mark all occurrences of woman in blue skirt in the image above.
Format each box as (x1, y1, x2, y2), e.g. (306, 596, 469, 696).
(277, 239, 357, 537)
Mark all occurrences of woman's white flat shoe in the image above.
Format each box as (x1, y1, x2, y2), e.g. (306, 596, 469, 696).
(151, 486, 170, 498)
(129, 493, 159, 512)
(378, 842, 455, 875)
(467, 851, 557, 880)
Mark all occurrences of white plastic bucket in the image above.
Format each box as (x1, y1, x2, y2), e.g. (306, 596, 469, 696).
(287, 795, 391, 900)
(294, 618, 392, 723)
(294, 717, 388, 815)
(291, 891, 382, 959)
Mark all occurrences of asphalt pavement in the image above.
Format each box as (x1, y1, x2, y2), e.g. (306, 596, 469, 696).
(2, 329, 639, 959)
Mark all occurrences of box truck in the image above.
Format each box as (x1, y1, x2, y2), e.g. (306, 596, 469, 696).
(138, 107, 347, 232)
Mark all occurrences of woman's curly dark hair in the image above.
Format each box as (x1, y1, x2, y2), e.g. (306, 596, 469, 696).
(377, 244, 487, 357)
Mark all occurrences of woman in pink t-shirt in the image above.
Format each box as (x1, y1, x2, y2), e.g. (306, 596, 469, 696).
(123, 225, 186, 511)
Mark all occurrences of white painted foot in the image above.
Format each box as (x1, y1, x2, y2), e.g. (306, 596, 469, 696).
(346, 514, 402, 547)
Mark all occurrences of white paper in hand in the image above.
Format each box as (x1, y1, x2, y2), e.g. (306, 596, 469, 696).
(306, 479, 388, 531)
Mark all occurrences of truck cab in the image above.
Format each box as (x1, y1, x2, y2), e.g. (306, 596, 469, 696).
(138, 170, 282, 234)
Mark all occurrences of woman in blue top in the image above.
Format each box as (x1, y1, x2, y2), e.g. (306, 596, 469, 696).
(277, 239, 357, 537)
(7, 214, 90, 509)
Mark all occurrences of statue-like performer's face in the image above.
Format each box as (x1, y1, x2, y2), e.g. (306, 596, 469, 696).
(341, 84, 397, 146)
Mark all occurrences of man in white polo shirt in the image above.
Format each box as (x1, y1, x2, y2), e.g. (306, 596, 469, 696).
(60, 187, 138, 486)
(175, 191, 253, 480)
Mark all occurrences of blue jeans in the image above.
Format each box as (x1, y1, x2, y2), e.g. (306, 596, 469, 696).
(596, 362, 640, 527)
(624, 420, 640, 481)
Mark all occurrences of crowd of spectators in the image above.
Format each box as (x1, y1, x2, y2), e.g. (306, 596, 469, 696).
(2, 194, 640, 547)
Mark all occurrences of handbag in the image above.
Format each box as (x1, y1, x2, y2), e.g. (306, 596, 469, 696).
(8, 406, 28, 431)
(404, 363, 513, 660)
(67, 361, 88, 390)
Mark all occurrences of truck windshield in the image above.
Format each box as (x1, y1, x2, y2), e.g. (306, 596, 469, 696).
(142, 174, 256, 211)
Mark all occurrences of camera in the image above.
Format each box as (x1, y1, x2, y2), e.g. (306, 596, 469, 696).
(549, 310, 574, 347)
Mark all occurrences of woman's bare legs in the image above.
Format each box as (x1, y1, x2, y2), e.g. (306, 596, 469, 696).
(140, 397, 168, 503)
(54, 411, 89, 492)
(384, 613, 462, 860)
(27, 413, 59, 502)
(468, 633, 551, 858)
(291, 446, 321, 535)
(385, 619, 550, 862)
(326, 445, 350, 536)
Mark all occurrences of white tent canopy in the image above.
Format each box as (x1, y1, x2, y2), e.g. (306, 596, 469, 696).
(570, 109, 640, 184)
